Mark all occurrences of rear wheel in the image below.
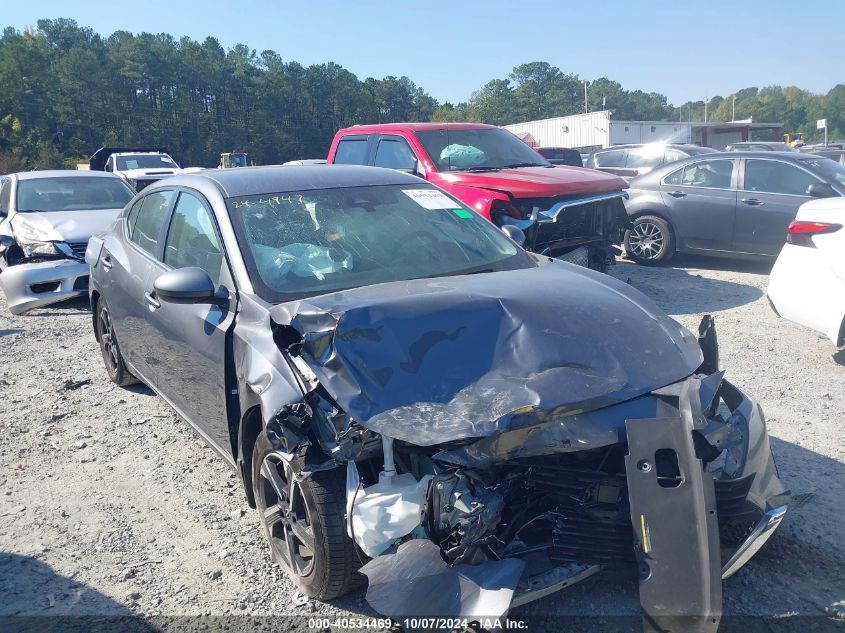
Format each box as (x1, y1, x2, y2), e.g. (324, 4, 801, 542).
(252, 433, 361, 599)
(96, 299, 138, 387)
(625, 215, 675, 265)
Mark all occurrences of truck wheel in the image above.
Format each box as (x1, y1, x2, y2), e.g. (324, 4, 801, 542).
(96, 299, 139, 387)
(625, 215, 675, 265)
(252, 433, 362, 600)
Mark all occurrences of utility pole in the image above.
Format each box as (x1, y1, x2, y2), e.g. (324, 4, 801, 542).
(704, 96, 709, 123)
(731, 94, 736, 121)
(583, 80, 589, 113)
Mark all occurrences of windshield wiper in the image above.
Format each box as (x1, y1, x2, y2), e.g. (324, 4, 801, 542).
(455, 166, 501, 172)
(501, 162, 547, 169)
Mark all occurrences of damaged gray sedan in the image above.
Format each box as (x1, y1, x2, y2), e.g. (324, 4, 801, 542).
(86, 166, 788, 632)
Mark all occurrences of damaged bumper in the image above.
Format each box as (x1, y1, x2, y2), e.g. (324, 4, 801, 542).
(0, 259, 89, 315)
(347, 374, 788, 631)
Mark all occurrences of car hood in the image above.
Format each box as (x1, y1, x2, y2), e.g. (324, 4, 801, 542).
(12, 209, 123, 243)
(118, 167, 183, 179)
(430, 166, 627, 199)
(269, 262, 702, 446)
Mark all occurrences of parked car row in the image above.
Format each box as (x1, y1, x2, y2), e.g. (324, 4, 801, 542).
(0, 156, 792, 630)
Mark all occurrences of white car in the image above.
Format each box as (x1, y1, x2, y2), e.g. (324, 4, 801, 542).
(768, 196, 845, 346)
(0, 170, 135, 314)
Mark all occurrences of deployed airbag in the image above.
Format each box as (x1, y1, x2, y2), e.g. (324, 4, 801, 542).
(360, 539, 524, 631)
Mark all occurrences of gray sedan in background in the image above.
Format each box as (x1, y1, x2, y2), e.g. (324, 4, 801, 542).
(623, 152, 845, 264)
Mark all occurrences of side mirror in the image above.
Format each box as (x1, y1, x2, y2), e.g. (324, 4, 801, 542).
(500, 224, 526, 246)
(154, 267, 222, 304)
(808, 182, 836, 198)
(397, 159, 425, 178)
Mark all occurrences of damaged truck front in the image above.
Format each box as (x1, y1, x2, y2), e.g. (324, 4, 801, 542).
(236, 263, 788, 633)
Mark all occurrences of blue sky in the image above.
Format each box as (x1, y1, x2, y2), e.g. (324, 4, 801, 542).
(5, 1, 843, 105)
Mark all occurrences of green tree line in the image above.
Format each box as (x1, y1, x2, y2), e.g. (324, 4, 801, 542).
(1, 22, 842, 172)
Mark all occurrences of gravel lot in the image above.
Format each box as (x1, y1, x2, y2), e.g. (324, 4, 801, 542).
(1, 256, 843, 632)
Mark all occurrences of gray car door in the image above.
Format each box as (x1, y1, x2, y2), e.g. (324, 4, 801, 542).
(659, 158, 738, 252)
(106, 189, 176, 383)
(141, 190, 236, 458)
(733, 158, 819, 256)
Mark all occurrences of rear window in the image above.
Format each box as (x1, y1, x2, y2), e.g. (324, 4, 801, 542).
(334, 138, 369, 165)
(129, 190, 175, 256)
(15, 177, 134, 212)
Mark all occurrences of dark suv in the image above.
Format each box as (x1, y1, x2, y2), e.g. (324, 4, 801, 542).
(586, 143, 716, 179)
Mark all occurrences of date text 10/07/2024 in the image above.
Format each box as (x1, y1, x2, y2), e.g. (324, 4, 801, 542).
(307, 618, 529, 630)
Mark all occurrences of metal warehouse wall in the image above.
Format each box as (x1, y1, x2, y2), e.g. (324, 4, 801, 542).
(610, 122, 691, 145)
(504, 111, 611, 149)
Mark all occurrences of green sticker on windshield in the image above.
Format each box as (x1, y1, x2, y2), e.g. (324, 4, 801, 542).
(451, 208, 474, 219)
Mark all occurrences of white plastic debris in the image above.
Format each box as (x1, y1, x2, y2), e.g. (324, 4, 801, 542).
(346, 461, 431, 558)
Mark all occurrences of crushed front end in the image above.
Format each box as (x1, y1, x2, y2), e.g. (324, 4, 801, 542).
(493, 191, 630, 271)
(0, 236, 89, 315)
(261, 266, 788, 632)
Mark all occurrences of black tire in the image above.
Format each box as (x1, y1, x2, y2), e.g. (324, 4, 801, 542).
(624, 215, 675, 265)
(252, 433, 361, 599)
(95, 299, 139, 387)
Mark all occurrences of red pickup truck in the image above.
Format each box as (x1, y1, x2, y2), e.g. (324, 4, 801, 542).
(326, 122, 629, 271)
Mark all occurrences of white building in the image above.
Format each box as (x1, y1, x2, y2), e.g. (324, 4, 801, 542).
(504, 111, 782, 151)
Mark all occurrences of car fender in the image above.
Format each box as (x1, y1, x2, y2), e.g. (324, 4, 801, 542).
(624, 190, 672, 220)
(435, 183, 510, 222)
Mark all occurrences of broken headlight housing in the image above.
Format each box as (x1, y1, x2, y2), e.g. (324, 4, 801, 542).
(12, 217, 70, 258)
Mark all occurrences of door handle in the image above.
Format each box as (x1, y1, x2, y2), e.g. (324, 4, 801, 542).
(741, 198, 764, 206)
(667, 190, 687, 198)
(144, 291, 161, 310)
(101, 254, 113, 271)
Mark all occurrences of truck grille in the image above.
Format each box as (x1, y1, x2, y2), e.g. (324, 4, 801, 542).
(134, 179, 158, 191)
(68, 242, 88, 259)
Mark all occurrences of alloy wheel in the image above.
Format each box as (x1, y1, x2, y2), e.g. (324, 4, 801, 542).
(257, 453, 316, 577)
(98, 307, 120, 373)
(629, 221, 666, 260)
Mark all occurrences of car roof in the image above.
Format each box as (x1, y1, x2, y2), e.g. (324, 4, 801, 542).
(337, 122, 496, 134)
(14, 170, 124, 180)
(152, 165, 426, 198)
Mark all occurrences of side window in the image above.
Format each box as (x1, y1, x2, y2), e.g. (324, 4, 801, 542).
(664, 167, 684, 186)
(129, 190, 175, 256)
(163, 192, 223, 285)
(744, 160, 818, 196)
(125, 197, 144, 238)
(680, 159, 735, 189)
(373, 138, 417, 170)
(626, 147, 663, 170)
(595, 150, 627, 168)
(334, 138, 369, 165)
(0, 180, 11, 217)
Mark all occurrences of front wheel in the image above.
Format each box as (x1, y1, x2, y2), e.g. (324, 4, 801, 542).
(624, 215, 675, 265)
(252, 433, 361, 599)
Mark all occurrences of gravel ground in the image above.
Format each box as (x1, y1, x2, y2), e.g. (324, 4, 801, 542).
(1, 255, 843, 632)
